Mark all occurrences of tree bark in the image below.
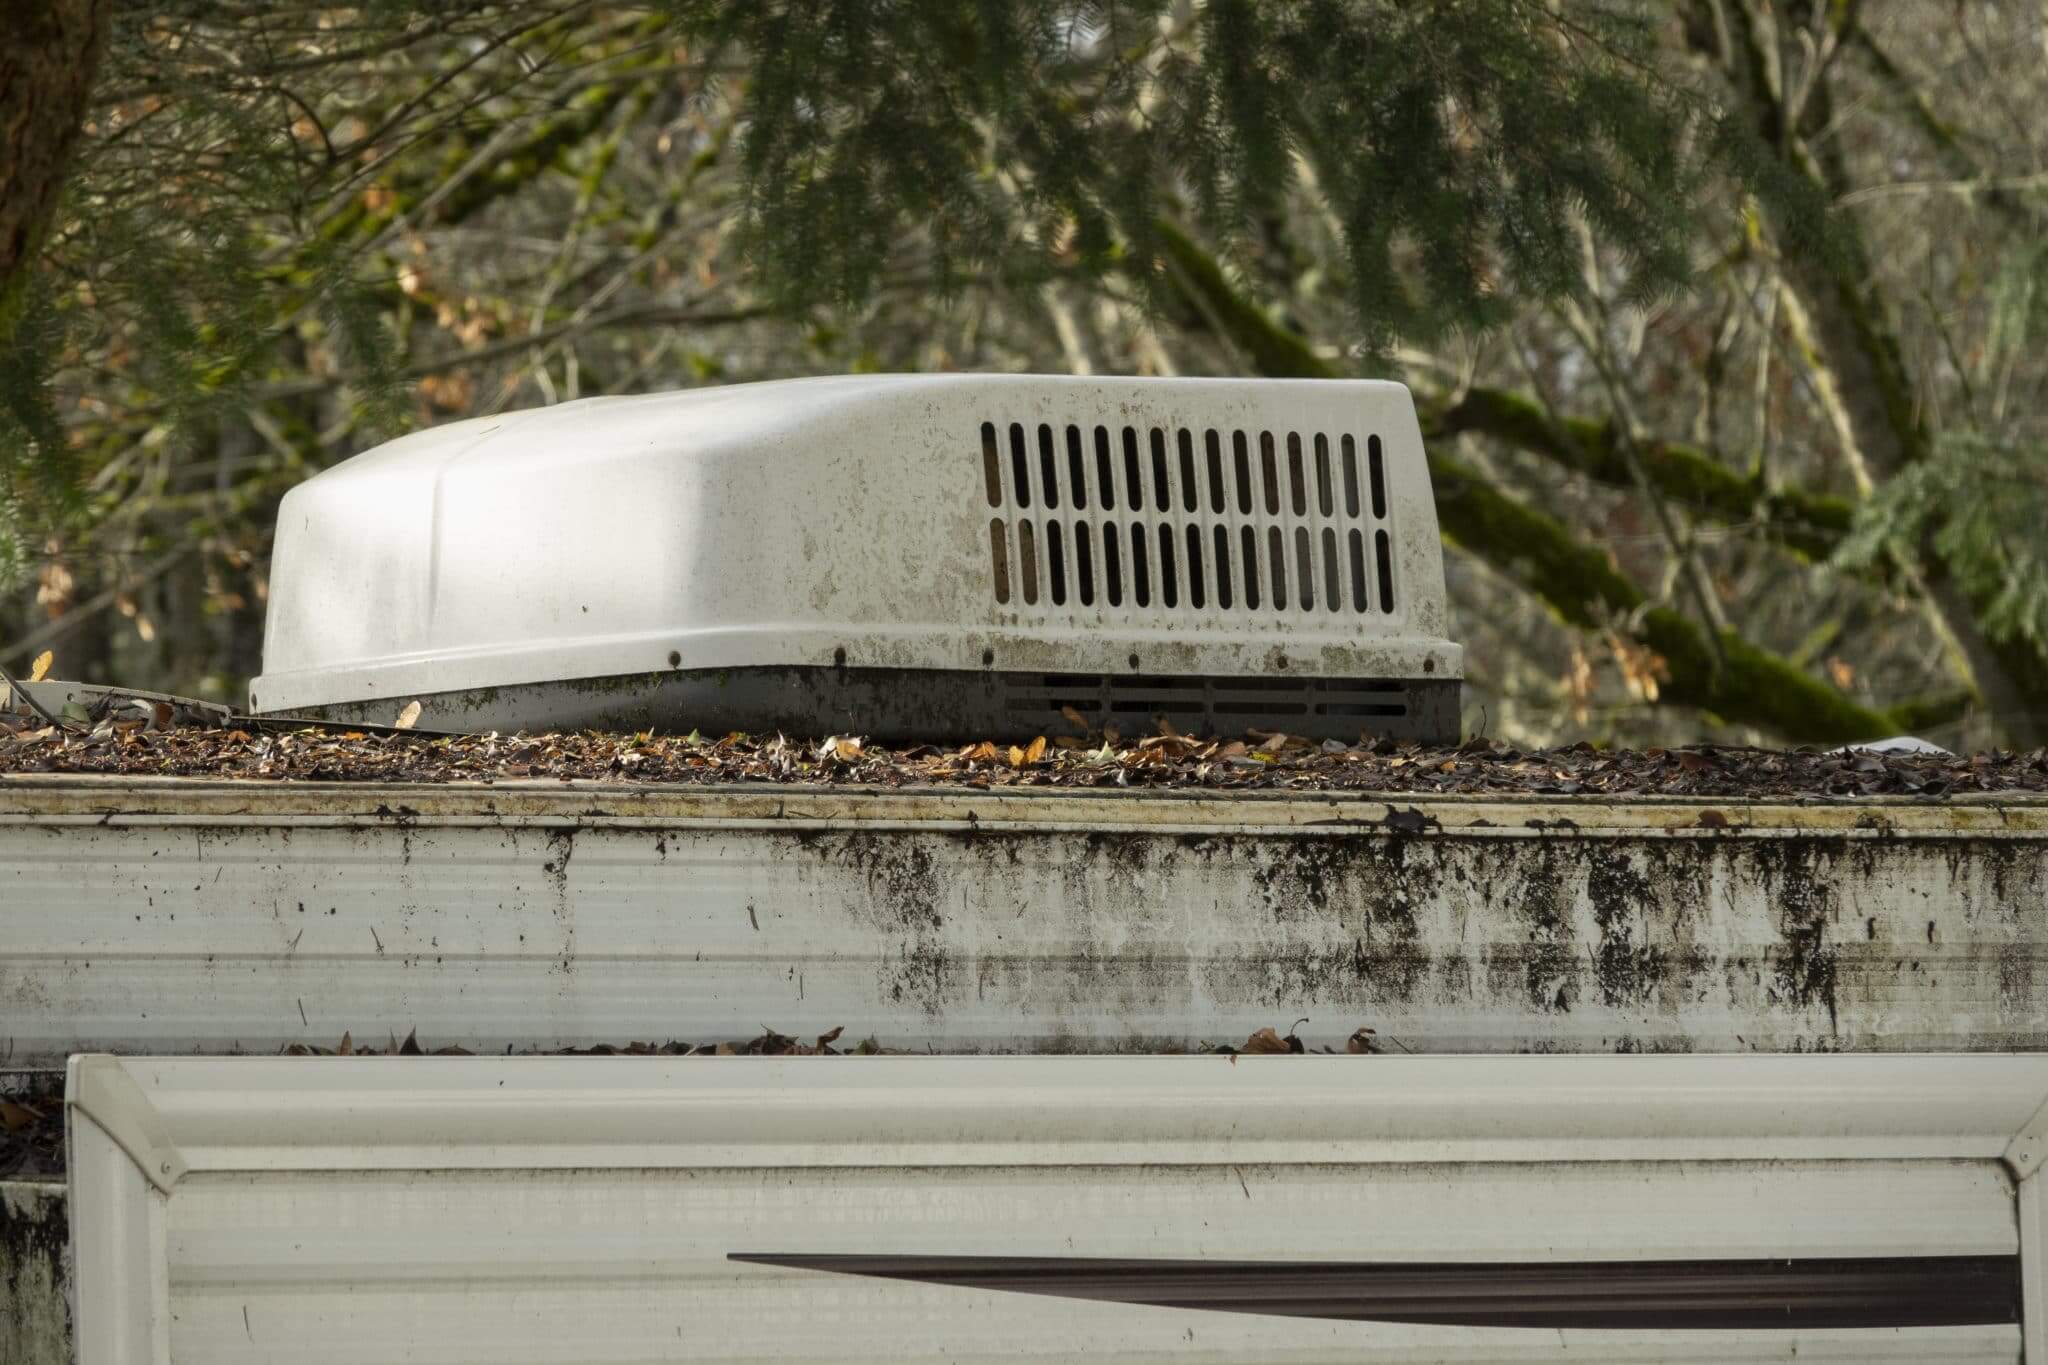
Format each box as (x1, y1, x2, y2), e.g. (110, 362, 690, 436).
(0, 0, 113, 331)
(1696, 0, 2048, 744)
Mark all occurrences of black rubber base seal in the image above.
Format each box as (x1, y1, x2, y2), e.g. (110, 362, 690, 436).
(278, 666, 1462, 744)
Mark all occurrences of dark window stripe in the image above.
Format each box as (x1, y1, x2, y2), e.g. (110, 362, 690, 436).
(730, 1254, 2021, 1332)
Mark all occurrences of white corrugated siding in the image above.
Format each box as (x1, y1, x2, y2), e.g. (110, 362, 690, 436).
(165, 1162, 2013, 1363)
(6, 780, 2048, 1063)
(68, 1054, 2048, 1364)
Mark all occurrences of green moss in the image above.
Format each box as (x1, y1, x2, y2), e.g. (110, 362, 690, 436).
(1155, 219, 1331, 381)
(1427, 448, 1639, 630)
(1431, 385, 1855, 563)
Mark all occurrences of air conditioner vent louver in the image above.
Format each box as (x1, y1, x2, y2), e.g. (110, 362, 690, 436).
(253, 374, 1462, 742)
(983, 421, 1397, 617)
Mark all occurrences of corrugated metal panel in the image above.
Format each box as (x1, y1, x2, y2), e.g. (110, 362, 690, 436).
(66, 1054, 2048, 1364)
(5, 778, 2048, 1063)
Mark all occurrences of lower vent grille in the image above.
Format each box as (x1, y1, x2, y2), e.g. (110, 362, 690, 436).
(1002, 673, 1451, 741)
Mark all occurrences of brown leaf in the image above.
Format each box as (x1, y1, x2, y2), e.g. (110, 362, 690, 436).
(336, 1030, 353, 1056)
(393, 700, 422, 730)
(1007, 744, 1026, 768)
(1060, 705, 1089, 730)
(0, 1099, 42, 1132)
(1238, 1026, 1292, 1055)
(1346, 1027, 1379, 1055)
(29, 650, 54, 683)
(1024, 735, 1047, 765)
(398, 1028, 422, 1056)
(815, 1025, 845, 1052)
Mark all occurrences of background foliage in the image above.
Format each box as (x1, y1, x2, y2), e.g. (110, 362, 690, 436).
(3, 1, 2046, 749)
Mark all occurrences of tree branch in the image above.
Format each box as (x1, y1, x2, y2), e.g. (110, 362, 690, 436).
(1153, 216, 1903, 742)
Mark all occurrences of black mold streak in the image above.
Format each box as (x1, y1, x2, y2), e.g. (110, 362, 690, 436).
(1757, 837, 1842, 1033)
(1585, 848, 1670, 1007)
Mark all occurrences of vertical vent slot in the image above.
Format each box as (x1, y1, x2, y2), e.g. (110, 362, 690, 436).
(1009, 423, 1032, 509)
(990, 520, 1011, 604)
(1038, 424, 1060, 510)
(1369, 433, 1388, 520)
(1213, 524, 1233, 609)
(1130, 523, 1152, 607)
(1287, 433, 1308, 516)
(982, 422, 1003, 507)
(1322, 526, 1340, 610)
(1122, 427, 1143, 510)
(1074, 521, 1095, 606)
(1376, 528, 1395, 612)
(1103, 525, 1124, 606)
(1177, 429, 1199, 512)
(1185, 524, 1206, 609)
(1268, 526, 1288, 610)
(1233, 431, 1253, 514)
(1342, 435, 1360, 518)
(1046, 520, 1068, 605)
(1314, 434, 1334, 516)
(1348, 528, 1369, 614)
(1157, 522, 1179, 609)
(1149, 428, 1171, 513)
(1094, 426, 1116, 511)
(1066, 426, 1088, 511)
(1019, 520, 1039, 605)
(1295, 526, 1315, 610)
(1260, 432, 1280, 515)
(1241, 525, 1261, 609)
(1205, 430, 1226, 512)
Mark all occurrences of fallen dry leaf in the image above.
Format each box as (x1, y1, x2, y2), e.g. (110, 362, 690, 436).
(393, 700, 422, 730)
(817, 735, 862, 763)
(1024, 735, 1047, 765)
(29, 650, 53, 683)
(1238, 1026, 1293, 1055)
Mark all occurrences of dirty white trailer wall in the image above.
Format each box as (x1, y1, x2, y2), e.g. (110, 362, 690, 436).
(4, 778, 2048, 1062)
(64, 1053, 2048, 1363)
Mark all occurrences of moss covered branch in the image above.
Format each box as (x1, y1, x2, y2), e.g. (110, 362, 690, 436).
(1426, 386, 1855, 563)
(1154, 218, 1903, 742)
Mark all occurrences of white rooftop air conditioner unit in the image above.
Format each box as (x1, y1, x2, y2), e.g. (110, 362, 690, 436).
(252, 375, 1462, 741)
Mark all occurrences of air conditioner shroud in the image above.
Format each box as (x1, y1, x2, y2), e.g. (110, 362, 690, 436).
(252, 375, 1462, 740)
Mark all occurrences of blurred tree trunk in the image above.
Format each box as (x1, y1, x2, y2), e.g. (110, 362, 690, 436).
(1692, 0, 2048, 745)
(0, 0, 112, 331)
